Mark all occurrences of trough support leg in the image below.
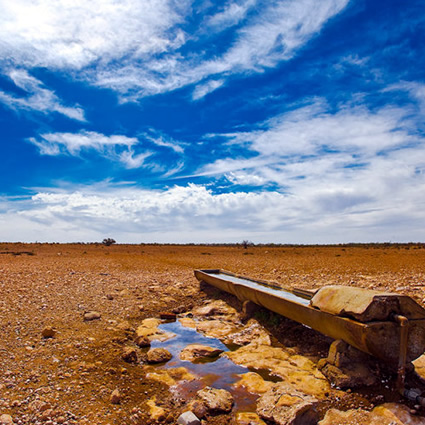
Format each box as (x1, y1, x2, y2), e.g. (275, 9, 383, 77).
(393, 314, 409, 393)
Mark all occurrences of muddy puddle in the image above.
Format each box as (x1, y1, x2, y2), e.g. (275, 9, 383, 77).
(146, 319, 274, 412)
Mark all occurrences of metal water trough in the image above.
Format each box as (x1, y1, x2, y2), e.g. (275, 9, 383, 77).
(194, 269, 425, 393)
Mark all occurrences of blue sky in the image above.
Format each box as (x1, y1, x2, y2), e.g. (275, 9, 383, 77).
(0, 0, 424, 243)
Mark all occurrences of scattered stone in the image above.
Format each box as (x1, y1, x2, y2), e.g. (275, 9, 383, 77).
(235, 412, 266, 425)
(223, 319, 271, 346)
(135, 335, 151, 348)
(234, 372, 274, 394)
(187, 400, 207, 419)
(39, 409, 54, 421)
(116, 320, 134, 333)
(106, 294, 114, 300)
(136, 318, 175, 342)
(318, 403, 425, 425)
(257, 382, 319, 425)
(173, 305, 189, 314)
(160, 312, 177, 320)
(83, 311, 101, 321)
(195, 319, 239, 339)
(318, 340, 379, 388)
(413, 354, 425, 380)
(225, 343, 330, 397)
(318, 408, 371, 424)
(42, 326, 56, 338)
(196, 387, 234, 413)
(180, 344, 224, 362)
(110, 389, 121, 404)
(146, 348, 172, 364)
(147, 398, 166, 421)
(179, 317, 198, 328)
(30, 400, 51, 412)
(0, 414, 13, 425)
(146, 367, 196, 386)
(177, 411, 201, 425)
(193, 300, 238, 318)
(138, 304, 145, 312)
(122, 347, 138, 363)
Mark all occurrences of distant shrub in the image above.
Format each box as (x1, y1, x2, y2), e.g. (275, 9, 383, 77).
(102, 238, 116, 246)
(242, 240, 254, 249)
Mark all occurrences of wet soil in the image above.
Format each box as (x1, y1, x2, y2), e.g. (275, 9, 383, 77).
(1, 243, 425, 424)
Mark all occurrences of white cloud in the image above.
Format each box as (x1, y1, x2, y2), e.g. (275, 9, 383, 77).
(171, 99, 425, 242)
(0, 0, 188, 70)
(226, 171, 267, 186)
(0, 0, 350, 100)
(2, 176, 425, 243)
(387, 81, 425, 115)
(28, 131, 152, 168)
(212, 0, 350, 71)
(199, 99, 418, 178)
(107, 0, 350, 98)
(118, 150, 153, 169)
(144, 132, 185, 154)
(0, 69, 85, 120)
(205, 0, 257, 31)
(192, 79, 225, 100)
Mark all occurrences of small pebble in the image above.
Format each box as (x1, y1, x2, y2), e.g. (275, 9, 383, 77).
(42, 326, 56, 338)
(110, 389, 121, 405)
(83, 311, 101, 321)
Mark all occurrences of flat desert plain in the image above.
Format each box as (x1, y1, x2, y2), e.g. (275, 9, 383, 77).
(1, 243, 425, 425)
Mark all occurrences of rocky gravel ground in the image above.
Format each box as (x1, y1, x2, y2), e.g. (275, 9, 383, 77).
(1, 243, 425, 425)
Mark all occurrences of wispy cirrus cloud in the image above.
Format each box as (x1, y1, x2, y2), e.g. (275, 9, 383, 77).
(0, 69, 85, 120)
(95, 0, 350, 99)
(387, 81, 425, 115)
(143, 131, 185, 154)
(192, 79, 225, 100)
(0, 0, 350, 100)
(199, 99, 419, 178)
(28, 131, 152, 169)
(204, 0, 257, 31)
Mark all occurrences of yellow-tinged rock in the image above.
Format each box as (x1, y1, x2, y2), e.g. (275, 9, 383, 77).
(179, 317, 197, 328)
(413, 354, 425, 380)
(146, 367, 196, 386)
(234, 372, 274, 394)
(372, 403, 425, 425)
(257, 382, 319, 425)
(318, 403, 425, 425)
(225, 344, 330, 397)
(146, 397, 166, 421)
(136, 318, 175, 341)
(180, 344, 223, 362)
(193, 300, 239, 318)
(223, 319, 271, 346)
(196, 319, 240, 339)
(318, 408, 373, 425)
(235, 412, 266, 425)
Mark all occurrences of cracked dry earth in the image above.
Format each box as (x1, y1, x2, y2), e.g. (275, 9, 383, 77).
(1, 243, 425, 425)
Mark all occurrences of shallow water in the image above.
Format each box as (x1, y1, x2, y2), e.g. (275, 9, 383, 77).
(150, 320, 263, 411)
(205, 272, 311, 306)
